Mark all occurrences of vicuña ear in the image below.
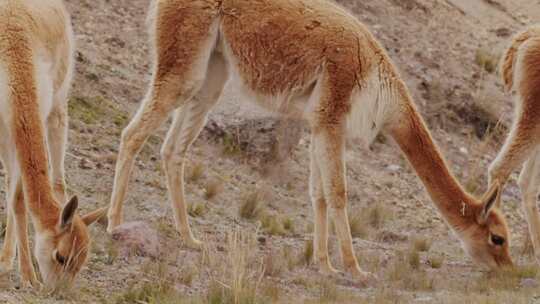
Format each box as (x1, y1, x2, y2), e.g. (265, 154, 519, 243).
(82, 207, 107, 226)
(479, 182, 500, 223)
(60, 196, 79, 229)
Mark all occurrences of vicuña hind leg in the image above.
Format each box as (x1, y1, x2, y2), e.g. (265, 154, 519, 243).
(160, 54, 227, 248)
(312, 128, 376, 285)
(107, 83, 199, 233)
(309, 135, 336, 274)
(518, 148, 540, 264)
(107, 13, 220, 233)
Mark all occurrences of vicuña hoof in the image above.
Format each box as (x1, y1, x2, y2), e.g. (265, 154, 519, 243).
(18, 277, 41, 291)
(184, 237, 203, 250)
(349, 267, 378, 287)
(0, 258, 13, 274)
(106, 218, 122, 234)
(318, 263, 339, 276)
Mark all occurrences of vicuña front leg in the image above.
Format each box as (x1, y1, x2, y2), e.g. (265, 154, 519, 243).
(46, 104, 68, 204)
(11, 179, 39, 287)
(0, 213, 16, 272)
(312, 129, 376, 285)
(0, 175, 16, 272)
(518, 149, 540, 264)
(309, 136, 336, 274)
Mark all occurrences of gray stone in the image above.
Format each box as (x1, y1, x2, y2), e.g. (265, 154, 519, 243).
(111, 221, 160, 259)
(520, 278, 539, 289)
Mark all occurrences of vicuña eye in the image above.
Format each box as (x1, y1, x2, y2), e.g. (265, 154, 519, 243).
(55, 251, 67, 265)
(491, 234, 505, 246)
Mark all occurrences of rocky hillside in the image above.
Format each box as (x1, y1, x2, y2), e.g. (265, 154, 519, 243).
(1, 0, 540, 303)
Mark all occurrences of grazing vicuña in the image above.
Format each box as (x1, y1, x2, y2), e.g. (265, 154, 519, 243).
(107, 0, 512, 283)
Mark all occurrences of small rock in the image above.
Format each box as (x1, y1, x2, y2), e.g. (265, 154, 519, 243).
(415, 297, 434, 303)
(111, 221, 160, 258)
(494, 27, 511, 38)
(377, 230, 407, 243)
(79, 158, 93, 170)
(386, 164, 401, 172)
(520, 278, 539, 289)
(257, 236, 267, 245)
(459, 147, 468, 155)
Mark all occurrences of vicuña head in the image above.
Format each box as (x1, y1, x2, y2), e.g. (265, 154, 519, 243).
(34, 197, 105, 290)
(456, 183, 512, 269)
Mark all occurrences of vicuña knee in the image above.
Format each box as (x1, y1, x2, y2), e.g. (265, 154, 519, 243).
(120, 126, 145, 153)
(161, 148, 187, 169)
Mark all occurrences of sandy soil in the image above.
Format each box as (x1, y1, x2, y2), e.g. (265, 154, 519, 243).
(1, 0, 540, 303)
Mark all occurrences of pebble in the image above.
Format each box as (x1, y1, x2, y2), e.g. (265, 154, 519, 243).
(520, 278, 539, 289)
(387, 164, 401, 172)
(79, 158, 93, 169)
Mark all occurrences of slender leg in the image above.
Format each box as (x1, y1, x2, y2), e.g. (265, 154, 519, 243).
(46, 102, 68, 204)
(309, 134, 336, 274)
(107, 84, 194, 232)
(311, 128, 375, 284)
(160, 54, 227, 248)
(10, 177, 38, 287)
(0, 175, 16, 272)
(518, 149, 540, 264)
(0, 148, 18, 273)
(107, 9, 221, 233)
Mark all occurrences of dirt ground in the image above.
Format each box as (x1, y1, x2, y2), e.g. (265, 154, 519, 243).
(1, 0, 540, 303)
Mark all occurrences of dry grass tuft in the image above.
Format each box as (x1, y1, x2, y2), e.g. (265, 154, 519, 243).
(475, 48, 499, 74)
(427, 254, 444, 269)
(471, 265, 539, 292)
(387, 251, 434, 291)
(349, 213, 369, 239)
(203, 230, 267, 304)
(348, 205, 393, 240)
(302, 240, 314, 266)
(282, 216, 295, 233)
(366, 204, 392, 229)
(222, 133, 242, 156)
(413, 236, 432, 252)
(260, 215, 286, 236)
(188, 202, 207, 218)
(115, 259, 179, 304)
(408, 248, 421, 270)
(205, 178, 224, 200)
(239, 191, 264, 220)
(188, 162, 205, 183)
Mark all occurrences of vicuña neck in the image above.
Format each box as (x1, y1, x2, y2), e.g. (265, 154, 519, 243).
(389, 98, 476, 230)
(7, 26, 60, 232)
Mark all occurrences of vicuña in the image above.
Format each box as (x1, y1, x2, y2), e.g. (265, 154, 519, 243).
(0, 0, 105, 289)
(107, 0, 513, 282)
(489, 25, 540, 264)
